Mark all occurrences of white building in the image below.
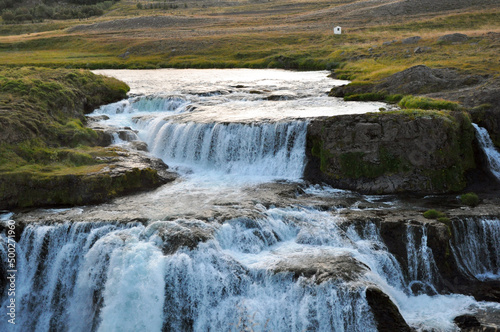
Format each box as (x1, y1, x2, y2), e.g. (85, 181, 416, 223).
(334, 26, 342, 35)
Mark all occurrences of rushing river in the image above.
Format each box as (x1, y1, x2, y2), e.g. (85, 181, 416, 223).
(1, 69, 499, 331)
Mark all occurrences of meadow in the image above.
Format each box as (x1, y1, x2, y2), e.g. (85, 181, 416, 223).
(0, 0, 498, 85)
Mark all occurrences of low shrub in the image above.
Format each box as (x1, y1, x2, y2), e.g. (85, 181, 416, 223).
(460, 192, 479, 207)
(423, 209, 446, 219)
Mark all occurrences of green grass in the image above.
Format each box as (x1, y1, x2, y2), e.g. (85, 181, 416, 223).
(0, 66, 128, 176)
(0, 4, 496, 79)
(398, 96, 462, 111)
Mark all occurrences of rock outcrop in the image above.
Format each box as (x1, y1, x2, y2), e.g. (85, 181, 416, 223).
(365, 287, 413, 332)
(305, 110, 475, 194)
(0, 148, 177, 209)
(330, 65, 485, 97)
(330, 65, 500, 148)
(272, 254, 370, 284)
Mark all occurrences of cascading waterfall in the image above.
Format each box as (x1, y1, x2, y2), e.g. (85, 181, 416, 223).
(5, 70, 500, 332)
(138, 120, 308, 178)
(405, 224, 440, 294)
(451, 218, 500, 280)
(0, 213, 379, 332)
(2, 206, 495, 331)
(94, 95, 191, 116)
(473, 123, 500, 181)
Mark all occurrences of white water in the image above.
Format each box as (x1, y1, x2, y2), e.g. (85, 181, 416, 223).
(90, 69, 385, 180)
(451, 218, 500, 280)
(2, 70, 499, 332)
(140, 120, 308, 178)
(2, 207, 489, 332)
(406, 224, 440, 294)
(473, 123, 500, 181)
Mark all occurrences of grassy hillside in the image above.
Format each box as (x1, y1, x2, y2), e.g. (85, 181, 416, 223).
(0, 0, 497, 83)
(0, 67, 128, 193)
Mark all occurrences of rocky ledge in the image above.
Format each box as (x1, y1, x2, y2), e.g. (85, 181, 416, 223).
(0, 148, 177, 210)
(330, 64, 500, 149)
(305, 110, 477, 194)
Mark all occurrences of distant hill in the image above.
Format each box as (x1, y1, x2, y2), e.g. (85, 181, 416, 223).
(0, 0, 117, 22)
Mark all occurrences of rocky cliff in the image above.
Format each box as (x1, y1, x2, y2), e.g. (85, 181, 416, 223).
(305, 110, 475, 194)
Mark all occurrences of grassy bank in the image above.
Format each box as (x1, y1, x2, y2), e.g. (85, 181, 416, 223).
(0, 66, 131, 208)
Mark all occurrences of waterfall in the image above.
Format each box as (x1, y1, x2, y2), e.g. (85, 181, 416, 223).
(138, 120, 308, 179)
(473, 123, 500, 181)
(451, 218, 500, 280)
(94, 95, 190, 116)
(0, 216, 377, 332)
(405, 224, 440, 294)
(3, 206, 494, 331)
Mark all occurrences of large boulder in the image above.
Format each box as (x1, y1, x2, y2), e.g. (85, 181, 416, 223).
(365, 287, 413, 332)
(305, 110, 475, 194)
(438, 33, 468, 43)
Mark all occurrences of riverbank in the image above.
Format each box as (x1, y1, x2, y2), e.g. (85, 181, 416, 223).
(0, 67, 175, 209)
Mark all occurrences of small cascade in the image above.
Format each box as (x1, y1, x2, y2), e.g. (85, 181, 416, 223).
(140, 120, 308, 179)
(451, 218, 500, 280)
(405, 224, 440, 294)
(93, 95, 190, 116)
(473, 123, 500, 181)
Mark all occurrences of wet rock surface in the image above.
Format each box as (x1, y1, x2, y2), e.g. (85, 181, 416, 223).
(365, 287, 413, 332)
(273, 254, 370, 284)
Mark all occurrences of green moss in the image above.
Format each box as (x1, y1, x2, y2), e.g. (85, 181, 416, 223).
(424, 165, 466, 192)
(0, 164, 161, 209)
(344, 92, 387, 102)
(0, 67, 135, 208)
(310, 137, 334, 175)
(339, 147, 405, 179)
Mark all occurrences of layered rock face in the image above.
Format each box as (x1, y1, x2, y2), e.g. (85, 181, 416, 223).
(305, 111, 475, 194)
(0, 149, 176, 209)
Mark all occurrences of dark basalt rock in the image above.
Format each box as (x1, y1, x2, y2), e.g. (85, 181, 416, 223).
(305, 111, 475, 194)
(150, 220, 215, 255)
(365, 287, 413, 332)
(454, 314, 481, 329)
(330, 65, 485, 97)
(0, 148, 177, 209)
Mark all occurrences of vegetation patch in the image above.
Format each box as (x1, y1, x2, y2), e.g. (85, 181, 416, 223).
(0, 66, 133, 208)
(339, 147, 405, 179)
(398, 96, 462, 111)
(423, 209, 446, 219)
(460, 192, 480, 207)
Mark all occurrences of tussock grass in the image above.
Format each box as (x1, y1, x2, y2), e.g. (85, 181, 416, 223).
(399, 96, 462, 111)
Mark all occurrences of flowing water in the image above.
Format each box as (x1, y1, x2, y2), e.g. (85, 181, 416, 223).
(1, 69, 499, 331)
(474, 123, 500, 181)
